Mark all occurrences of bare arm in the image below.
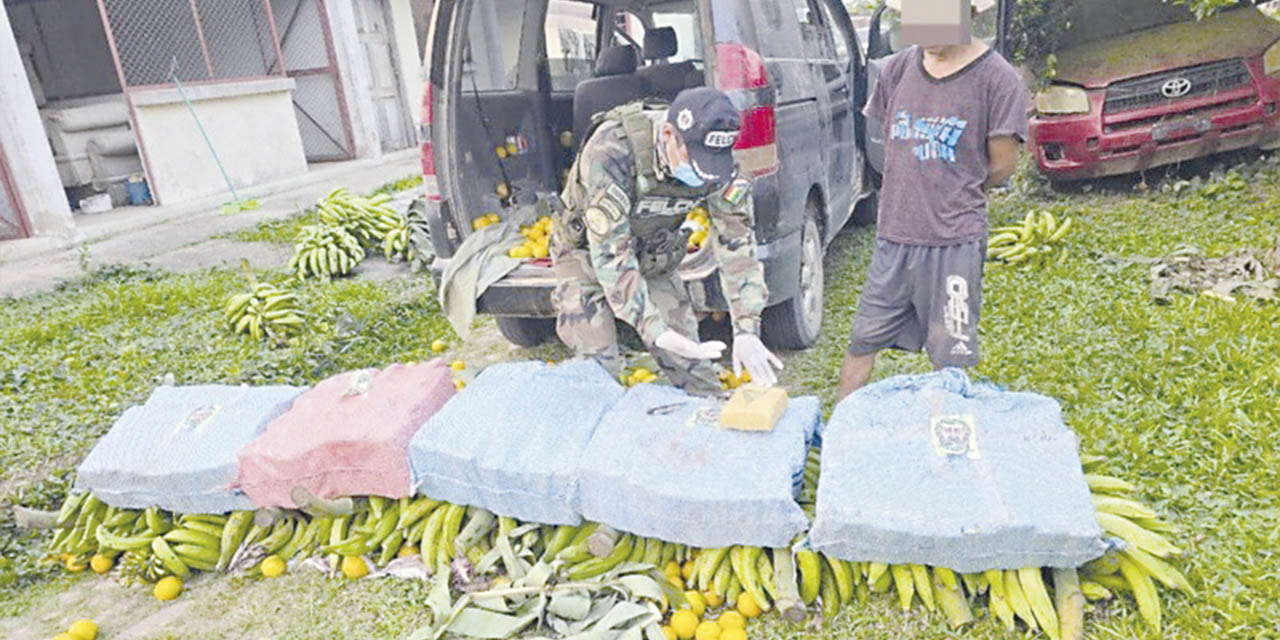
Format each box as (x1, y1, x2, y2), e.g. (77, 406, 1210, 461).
(984, 135, 1021, 190)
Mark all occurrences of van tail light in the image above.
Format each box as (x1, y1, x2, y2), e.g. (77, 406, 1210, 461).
(715, 43, 778, 177)
(420, 83, 441, 201)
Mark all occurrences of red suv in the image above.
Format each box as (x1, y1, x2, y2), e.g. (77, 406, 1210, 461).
(1029, 1, 1280, 182)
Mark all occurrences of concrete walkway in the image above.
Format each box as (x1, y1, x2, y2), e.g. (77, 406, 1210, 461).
(0, 150, 419, 298)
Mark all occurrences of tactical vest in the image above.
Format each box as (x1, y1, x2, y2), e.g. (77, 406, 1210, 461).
(559, 101, 711, 278)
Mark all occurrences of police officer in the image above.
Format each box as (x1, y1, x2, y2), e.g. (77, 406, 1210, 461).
(550, 87, 782, 395)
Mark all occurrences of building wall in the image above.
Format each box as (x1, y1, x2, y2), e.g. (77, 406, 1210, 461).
(0, 3, 75, 238)
(129, 79, 307, 204)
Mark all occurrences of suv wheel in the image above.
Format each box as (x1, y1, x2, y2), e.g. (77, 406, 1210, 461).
(762, 211, 824, 350)
(495, 316, 557, 347)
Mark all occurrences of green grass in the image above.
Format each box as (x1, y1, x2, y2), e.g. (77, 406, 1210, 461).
(2, 156, 1278, 637)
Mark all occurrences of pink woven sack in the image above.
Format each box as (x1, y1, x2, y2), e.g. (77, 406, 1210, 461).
(235, 360, 454, 507)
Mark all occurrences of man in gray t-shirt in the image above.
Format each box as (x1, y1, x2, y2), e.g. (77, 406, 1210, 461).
(835, 27, 1029, 402)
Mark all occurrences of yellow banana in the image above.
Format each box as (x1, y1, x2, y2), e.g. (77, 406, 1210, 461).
(1080, 580, 1113, 601)
(1052, 568, 1085, 640)
(1019, 567, 1060, 640)
(1085, 474, 1136, 494)
(825, 555, 855, 604)
(1096, 512, 1182, 557)
(1092, 494, 1158, 520)
(1004, 569, 1039, 631)
(910, 564, 935, 612)
(1121, 547, 1194, 593)
(890, 564, 914, 612)
(933, 567, 974, 629)
(985, 569, 1016, 630)
(796, 549, 822, 605)
(1117, 553, 1161, 631)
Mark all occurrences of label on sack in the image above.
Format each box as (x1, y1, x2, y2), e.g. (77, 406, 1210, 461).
(174, 405, 220, 435)
(930, 414, 979, 459)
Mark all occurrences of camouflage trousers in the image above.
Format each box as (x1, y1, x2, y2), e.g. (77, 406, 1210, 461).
(551, 248, 723, 396)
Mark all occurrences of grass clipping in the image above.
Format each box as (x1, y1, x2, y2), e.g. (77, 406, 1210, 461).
(1148, 236, 1280, 304)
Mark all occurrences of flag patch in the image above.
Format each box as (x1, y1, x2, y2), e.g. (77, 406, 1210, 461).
(721, 178, 750, 206)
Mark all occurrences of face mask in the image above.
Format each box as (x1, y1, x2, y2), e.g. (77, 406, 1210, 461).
(671, 162, 705, 188)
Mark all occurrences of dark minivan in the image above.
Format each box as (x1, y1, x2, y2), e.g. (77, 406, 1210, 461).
(420, 0, 927, 349)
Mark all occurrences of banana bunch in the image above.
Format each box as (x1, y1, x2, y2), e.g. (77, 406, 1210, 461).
(317, 187, 399, 246)
(685, 206, 710, 253)
(289, 224, 365, 280)
(223, 282, 303, 341)
(382, 214, 410, 262)
(1076, 458, 1193, 633)
(988, 211, 1074, 268)
(46, 493, 256, 585)
(509, 216, 553, 259)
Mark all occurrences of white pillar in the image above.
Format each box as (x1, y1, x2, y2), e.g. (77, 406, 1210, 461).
(388, 0, 423, 134)
(0, 5, 75, 239)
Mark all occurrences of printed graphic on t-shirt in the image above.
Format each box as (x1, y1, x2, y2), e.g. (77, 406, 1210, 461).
(890, 111, 969, 163)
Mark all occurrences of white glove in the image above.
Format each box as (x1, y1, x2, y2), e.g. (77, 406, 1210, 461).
(732, 333, 783, 388)
(655, 331, 726, 360)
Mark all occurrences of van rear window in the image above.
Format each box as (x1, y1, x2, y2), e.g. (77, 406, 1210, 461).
(462, 0, 525, 91)
(547, 0, 598, 92)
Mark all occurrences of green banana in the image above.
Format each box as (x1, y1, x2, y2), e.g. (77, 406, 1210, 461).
(151, 536, 191, 579)
(163, 527, 221, 550)
(566, 533, 634, 580)
(796, 549, 822, 605)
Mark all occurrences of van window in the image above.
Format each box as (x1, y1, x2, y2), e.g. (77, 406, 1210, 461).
(462, 0, 525, 91)
(749, 0, 814, 101)
(547, 0, 598, 92)
(651, 2, 704, 64)
(786, 0, 838, 61)
(816, 0, 850, 61)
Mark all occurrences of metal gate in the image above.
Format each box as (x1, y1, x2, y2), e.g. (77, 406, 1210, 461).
(271, 0, 356, 161)
(0, 143, 32, 241)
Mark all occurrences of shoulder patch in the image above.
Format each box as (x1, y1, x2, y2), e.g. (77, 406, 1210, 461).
(721, 177, 751, 206)
(584, 207, 613, 238)
(605, 183, 631, 212)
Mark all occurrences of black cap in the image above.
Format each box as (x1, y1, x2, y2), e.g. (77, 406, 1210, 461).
(667, 87, 740, 186)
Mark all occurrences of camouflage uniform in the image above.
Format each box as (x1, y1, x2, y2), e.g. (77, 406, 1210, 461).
(551, 103, 768, 395)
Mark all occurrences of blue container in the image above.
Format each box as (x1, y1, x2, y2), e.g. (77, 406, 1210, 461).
(126, 175, 151, 205)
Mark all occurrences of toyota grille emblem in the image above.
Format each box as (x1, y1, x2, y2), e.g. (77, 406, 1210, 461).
(1161, 77, 1192, 99)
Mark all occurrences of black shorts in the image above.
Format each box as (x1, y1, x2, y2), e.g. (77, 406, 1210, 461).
(846, 238, 984, 368)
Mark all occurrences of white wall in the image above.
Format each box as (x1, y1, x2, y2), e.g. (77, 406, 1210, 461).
(129, 79, 307, 205)
(0, 4, 76, 238)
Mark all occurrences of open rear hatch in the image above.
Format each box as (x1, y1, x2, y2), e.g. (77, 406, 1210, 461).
(428, 0, 718, 317)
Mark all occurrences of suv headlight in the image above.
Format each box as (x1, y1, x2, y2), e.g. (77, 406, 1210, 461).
(1035, 85, 1090, 116)
(1265, 40, 1280, 76)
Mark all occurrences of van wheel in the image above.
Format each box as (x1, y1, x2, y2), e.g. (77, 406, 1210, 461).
(495, 317, 557, 347)
(762, 213, 824, 350)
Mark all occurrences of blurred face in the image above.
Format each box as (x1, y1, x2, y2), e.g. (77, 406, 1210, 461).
(659, 122, 690, 171)
(899, 0, 974, 50)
